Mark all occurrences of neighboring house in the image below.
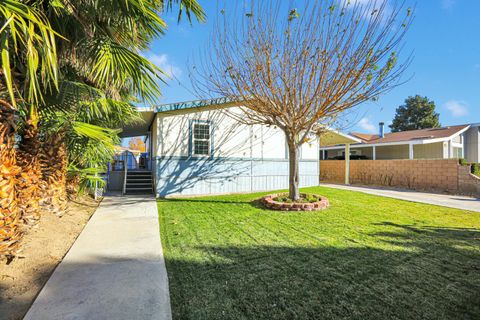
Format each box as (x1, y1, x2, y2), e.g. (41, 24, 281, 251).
(119, 98, 320, 196)
(464, 123, 480, 163)
(320, 122, 478, 161)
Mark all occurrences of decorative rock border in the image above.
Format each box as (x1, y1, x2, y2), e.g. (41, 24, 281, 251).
(261, 193, 330, 211)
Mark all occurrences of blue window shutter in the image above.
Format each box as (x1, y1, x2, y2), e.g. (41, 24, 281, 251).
(210, 122, 214, 159)
(188, 120, 193, 157)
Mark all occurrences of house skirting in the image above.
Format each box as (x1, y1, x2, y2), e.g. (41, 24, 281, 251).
(154, 157, 319, 196)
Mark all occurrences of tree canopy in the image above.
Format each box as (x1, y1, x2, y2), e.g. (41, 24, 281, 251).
(193, 0, 413, 200)
(389, 95, 440, 132)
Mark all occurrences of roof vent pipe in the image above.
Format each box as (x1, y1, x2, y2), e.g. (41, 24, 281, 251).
(379, 122, 385, 138)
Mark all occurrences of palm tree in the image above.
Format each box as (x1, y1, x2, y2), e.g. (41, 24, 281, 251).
(35, 0, 205, 212)
(0, 0, 58, 257)
(1, 0, 205, 256)
(0, 99, 22, 258)
(40, 84, 135, 211)
(4, 0, 204, 217)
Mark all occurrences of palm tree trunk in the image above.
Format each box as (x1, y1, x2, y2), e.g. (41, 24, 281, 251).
(0, 100, 23, 258)
(41, 133, 68, 215)
(66, 174, 81, 199)
(17, 118, 43, 225)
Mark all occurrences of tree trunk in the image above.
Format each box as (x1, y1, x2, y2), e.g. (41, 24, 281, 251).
(41, 133, 68, 215)
(0, 101, 23, 258)
(17, 119, 43, 225)
(66, 174, 81, 200)
(287, 140, 300, 201)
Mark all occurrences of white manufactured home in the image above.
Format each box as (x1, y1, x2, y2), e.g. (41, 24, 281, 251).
(113, 98, 320, 196)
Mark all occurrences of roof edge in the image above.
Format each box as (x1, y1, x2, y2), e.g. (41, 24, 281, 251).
(155, 97, 238, 113)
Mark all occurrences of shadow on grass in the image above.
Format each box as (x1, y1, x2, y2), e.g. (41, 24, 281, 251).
(158, 197, 261, 205)
(164, 224, 480, 320)
(3, 223, 478, 320)
(159, 198, 248, 204)
(159, 197, 275, 211)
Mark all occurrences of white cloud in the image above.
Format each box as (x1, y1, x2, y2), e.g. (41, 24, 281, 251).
(444, 100, 468, 117)
(442, 0, 455, 10)
(147, 54, 182, 79)
(339, 0, 392, 22)
(358, 117, 377, 133)
(341, 0, 381, 6)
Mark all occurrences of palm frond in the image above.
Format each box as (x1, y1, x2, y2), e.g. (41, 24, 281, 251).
(165, 0, 206, 23)
(71, 121, 120, 147)
(67, 163, 106, 193)
(83, 37, 165, 105)
(41, 80, 140, 127)
(0, 0, 59, 106)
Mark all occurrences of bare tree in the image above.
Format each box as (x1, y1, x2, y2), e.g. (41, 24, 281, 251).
(191, 0, 413, 200)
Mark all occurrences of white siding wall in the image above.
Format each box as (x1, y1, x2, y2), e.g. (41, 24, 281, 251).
(152, 106, 320, 196)
(154, 106, 318, 160)
(464, 126, 480, 163)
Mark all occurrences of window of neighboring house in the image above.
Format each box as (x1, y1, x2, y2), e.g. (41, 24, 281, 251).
(452, 147, 463, 159)
(192, 122, 211, 156)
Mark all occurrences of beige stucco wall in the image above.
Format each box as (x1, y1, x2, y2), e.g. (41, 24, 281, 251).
(413, 142, 444, 159)
(322, 132, 469, 161)
(376, 144, 409, 159)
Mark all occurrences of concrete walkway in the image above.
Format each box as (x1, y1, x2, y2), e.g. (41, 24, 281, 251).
(322, 183, 480, 212)
(24, 195, 171, 320)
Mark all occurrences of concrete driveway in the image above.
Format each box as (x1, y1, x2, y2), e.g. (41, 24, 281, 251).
(24, 194, 171, 320)
(322, 183, 480, 212)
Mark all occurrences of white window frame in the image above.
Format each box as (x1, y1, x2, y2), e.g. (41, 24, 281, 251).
(192, 121, 211, 157)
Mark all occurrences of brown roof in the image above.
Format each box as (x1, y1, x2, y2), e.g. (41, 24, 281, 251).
(352, 125, 469, 145)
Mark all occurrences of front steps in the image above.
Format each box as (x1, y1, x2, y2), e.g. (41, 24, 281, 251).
(125, 171, 154, 195)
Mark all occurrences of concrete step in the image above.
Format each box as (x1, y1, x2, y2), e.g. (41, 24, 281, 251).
(124, 171, 154, 195)
(125, 187, 154, 194)
(126, 178, 152, 182)
(126, 184, 153, 188)
(127, 171, 152, 175)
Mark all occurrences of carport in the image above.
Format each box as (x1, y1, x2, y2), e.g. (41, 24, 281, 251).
(319, 129, 362, 185)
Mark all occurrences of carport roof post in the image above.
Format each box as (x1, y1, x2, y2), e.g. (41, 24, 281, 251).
(345, 143, 350, 185)
(318, 128, 360, 186)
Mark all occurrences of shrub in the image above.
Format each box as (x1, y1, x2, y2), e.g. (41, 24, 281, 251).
(459, 158, 468, 166)
(472, 163, 480, 177)
(273, 193, 322, 203)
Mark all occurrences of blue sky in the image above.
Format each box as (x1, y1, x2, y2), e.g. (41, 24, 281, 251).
(145, 0, 480, 134)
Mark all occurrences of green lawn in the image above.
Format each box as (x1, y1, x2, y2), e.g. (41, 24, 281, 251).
(158, 186, 480, 320)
